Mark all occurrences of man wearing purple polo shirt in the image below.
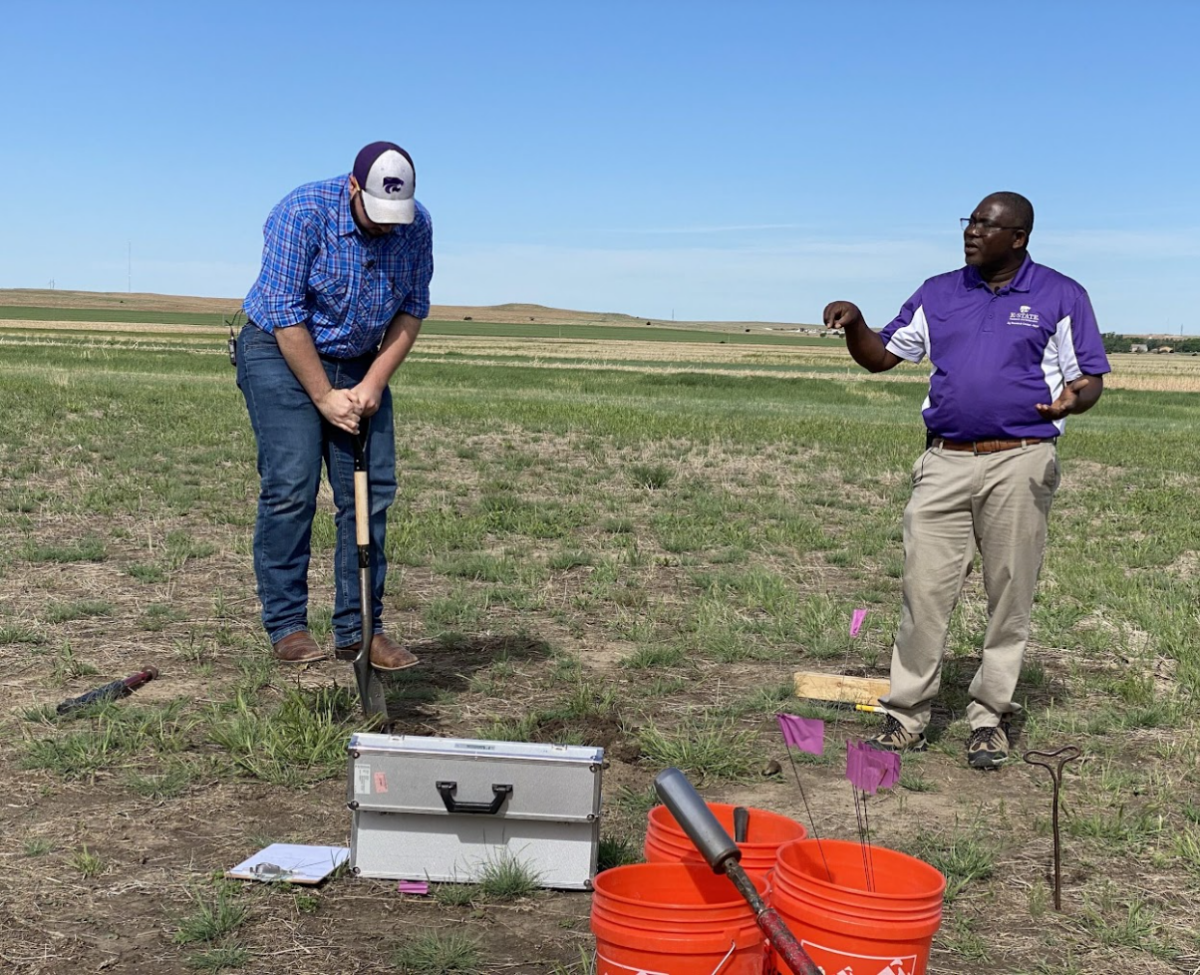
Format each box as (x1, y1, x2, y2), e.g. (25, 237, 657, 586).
(823, 191, 1110, 770)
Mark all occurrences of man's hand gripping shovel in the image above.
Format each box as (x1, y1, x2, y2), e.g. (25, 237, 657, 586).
(352, 418, 389, 724)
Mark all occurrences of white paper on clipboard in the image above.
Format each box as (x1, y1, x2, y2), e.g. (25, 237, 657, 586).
(225, 844, 349, 885)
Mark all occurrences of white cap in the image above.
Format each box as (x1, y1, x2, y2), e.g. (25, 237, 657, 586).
(353, 141, 416, 225)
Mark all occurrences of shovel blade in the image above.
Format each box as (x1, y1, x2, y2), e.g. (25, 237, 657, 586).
(355, 662, 389, 724)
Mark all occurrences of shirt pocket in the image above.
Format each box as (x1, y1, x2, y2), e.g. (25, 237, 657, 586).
(308, 270, 349, 320)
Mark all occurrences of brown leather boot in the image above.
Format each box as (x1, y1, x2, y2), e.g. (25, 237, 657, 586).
(335, 633, 419, 672)
(272, 631, 325, 664)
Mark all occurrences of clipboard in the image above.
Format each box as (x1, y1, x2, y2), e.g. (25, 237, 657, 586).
(225, 843, 349, 885)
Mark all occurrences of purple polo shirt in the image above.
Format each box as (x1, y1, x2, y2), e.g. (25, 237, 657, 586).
(879, 255, 1111, 441)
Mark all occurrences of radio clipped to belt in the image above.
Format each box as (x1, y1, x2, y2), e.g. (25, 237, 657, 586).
(225, 309, 244, 367)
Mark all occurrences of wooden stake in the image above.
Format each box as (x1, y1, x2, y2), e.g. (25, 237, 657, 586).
(792, 671, 890, 707)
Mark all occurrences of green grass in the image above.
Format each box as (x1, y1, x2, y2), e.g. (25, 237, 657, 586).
(432, 883, 478, 908)
(125, 761, 197, 799)
(392, 931, 482, 974)
(904, 825, 998, 902)
(477, 853, 542, 900)
(0, 305, 230, 326)
(549, 947, 596, 975)
(637, 718, 762, 782)
(50, 641, 99, 683)
(0, 623, 46, 644)
(1075, 886, 1173, 956)
(43, 599, 114, 623)
(184, 945, 251, 971)
(206, 686, 359, 788)
(22, 699, 196, 779)
(3, 322, 1200, 974)
(172, 882, 250, 945)
(127, 563, 168, 583)
(24, 837, 55, 857)
(69, 844, 105, 878)
(19, 538, 107, 562)
(597, 835, 642, 871)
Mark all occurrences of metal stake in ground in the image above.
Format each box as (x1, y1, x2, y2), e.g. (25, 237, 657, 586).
(653, 768, 823, 975)
(1023, 745, 1081, 911)
(352, 419, 388, 723)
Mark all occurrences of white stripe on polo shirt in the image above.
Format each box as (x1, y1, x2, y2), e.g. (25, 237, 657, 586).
(1040, 314, 1081, 434)
(885, 304, 935, 414)
(884, 304, 930, 362)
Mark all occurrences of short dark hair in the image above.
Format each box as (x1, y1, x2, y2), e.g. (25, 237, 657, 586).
(986, 191, 1034, 235)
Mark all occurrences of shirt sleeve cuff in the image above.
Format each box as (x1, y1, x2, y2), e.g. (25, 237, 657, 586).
(884, 339, 924, 363)
(400, 298, 430, 320)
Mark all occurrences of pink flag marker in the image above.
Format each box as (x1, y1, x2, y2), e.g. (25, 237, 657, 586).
(397, 880, 430, 895)
(865, 747, 901, 791)
(845, 740, 899, 795)
(845, 740, 869, 790)
(850, 608, 868, 637)
(777, 713, 825, 755)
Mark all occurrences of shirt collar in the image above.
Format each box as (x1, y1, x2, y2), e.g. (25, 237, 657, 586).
(963, 252, 1036, 294)
(336, 178, 358, 238)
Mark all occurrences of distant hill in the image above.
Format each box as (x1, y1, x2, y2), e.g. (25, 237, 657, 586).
(0, 289, 818, 332)
(0, 288, 243, 316)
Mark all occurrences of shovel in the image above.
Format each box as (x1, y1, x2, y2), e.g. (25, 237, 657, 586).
(352, 417, 388, 723)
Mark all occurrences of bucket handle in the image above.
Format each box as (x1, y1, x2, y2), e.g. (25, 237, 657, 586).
(710, 940, 738, 975)
(591, 941, 738, 975)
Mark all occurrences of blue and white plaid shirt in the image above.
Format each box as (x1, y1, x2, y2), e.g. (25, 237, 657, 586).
(243, 176, 433, 358)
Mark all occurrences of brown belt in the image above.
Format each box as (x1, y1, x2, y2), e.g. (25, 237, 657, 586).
(932, 437, 1054, 454)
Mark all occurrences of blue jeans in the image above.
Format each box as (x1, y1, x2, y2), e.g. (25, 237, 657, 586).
(236, 325, 396, 648)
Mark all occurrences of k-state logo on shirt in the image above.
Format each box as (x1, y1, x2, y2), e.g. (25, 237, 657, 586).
(1008, 304, 1041, 327)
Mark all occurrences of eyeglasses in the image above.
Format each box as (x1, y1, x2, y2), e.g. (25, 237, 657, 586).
(961, 217, 1025, 234)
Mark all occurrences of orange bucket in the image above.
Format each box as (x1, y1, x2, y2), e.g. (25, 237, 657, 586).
(645, 802, 807, 882)
(591, 863, 767, 974)
(765, 839, 945, 975)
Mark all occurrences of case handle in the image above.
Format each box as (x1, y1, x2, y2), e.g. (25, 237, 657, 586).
(436, 781, 513, 815)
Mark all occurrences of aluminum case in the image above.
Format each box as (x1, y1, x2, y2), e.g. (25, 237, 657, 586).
(347, 733, 603, 889)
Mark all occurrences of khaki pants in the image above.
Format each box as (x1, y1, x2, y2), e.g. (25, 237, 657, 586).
(879, 442, 1060, 733)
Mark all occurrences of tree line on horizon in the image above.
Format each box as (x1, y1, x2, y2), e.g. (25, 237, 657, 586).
(1102, 332, 1200, 354)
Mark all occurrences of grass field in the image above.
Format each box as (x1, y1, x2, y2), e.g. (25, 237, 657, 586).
(0, 307, 1198, 974)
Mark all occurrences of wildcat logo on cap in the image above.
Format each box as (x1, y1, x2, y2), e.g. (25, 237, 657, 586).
(383, 177, 405, 194)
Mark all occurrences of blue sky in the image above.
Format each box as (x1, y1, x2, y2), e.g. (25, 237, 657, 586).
(1, 1, 1197, 331)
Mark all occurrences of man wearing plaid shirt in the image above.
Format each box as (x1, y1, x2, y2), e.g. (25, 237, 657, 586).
(238, 142, 433, 670)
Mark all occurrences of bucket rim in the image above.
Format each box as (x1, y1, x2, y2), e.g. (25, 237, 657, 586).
(592, 862, 765, 913)
(643, 835, 780, 866)
(648, 802, 808, 849)
(774, 837, 946, 901)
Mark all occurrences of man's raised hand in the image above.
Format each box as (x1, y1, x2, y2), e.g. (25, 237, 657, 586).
(823, 301, 865, 331)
